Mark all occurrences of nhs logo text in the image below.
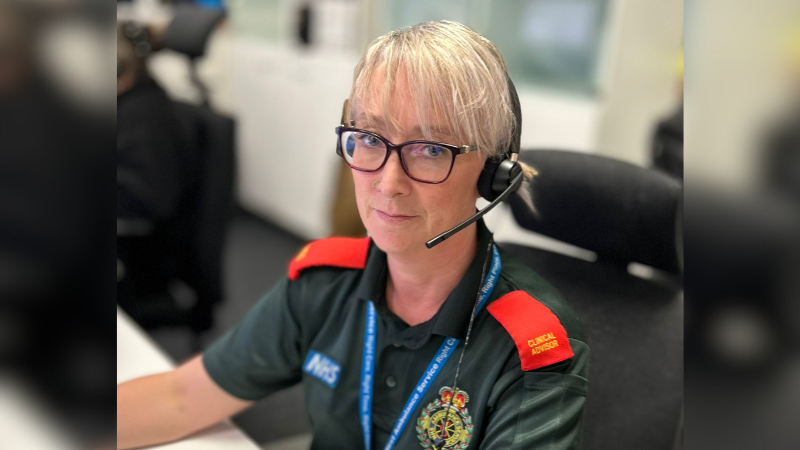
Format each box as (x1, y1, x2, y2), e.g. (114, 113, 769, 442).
(303, 350, 341, 388)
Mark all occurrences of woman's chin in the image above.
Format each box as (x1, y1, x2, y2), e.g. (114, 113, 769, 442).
(367, 228, 422, 254)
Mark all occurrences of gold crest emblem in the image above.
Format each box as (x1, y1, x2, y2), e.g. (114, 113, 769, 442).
(416, 387, 474, 449)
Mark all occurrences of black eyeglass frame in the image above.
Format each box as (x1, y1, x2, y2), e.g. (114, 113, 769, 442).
(334, 126, 480, 184)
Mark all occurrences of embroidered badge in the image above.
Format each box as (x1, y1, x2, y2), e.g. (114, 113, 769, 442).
(487, 291, 574, 371)
(415, 387, 474, 449)
(303, 350, 341, 388)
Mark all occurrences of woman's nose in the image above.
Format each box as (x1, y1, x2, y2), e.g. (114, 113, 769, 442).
(377, 151, 411, 197)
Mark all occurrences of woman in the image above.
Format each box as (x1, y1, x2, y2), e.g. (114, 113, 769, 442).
(118, 21, 588, 450)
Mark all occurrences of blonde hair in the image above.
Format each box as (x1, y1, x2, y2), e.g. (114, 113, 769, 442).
(348, 21, 538, 191)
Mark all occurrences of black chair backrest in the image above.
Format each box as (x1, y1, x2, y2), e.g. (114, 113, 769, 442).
(163, 6, 226, 60)
(510, 149, 683, 274)
(502, 149, 683, 450)
(170, 101, 235, 331)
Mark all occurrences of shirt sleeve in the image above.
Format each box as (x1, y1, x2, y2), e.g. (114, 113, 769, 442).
(480, 339, 589, 450)
(202, 277, 304, 400)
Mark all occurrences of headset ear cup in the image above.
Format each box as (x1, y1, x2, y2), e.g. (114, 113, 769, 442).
(478, 74, 522, 202)
(479, 158, 523, 201)
(478, 159, 502, 201)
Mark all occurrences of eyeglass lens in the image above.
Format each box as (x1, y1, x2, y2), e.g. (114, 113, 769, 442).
(340, 130, 454, 182)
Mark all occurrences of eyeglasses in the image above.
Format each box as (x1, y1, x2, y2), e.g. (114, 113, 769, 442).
(335, 126, 479, 184)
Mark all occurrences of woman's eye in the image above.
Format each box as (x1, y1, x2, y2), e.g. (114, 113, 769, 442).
(423, 145, 445, 157)
(357, 134, 381, 147)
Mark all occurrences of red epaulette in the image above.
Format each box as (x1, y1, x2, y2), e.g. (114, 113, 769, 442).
(288, 237, 371, 281)
(487, 291, 574, 371)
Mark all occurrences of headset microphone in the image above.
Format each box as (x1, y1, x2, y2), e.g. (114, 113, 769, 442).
(425, 168, 522, 248)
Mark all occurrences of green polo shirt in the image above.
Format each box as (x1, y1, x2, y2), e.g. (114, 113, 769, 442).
(203, 221, 589, 449)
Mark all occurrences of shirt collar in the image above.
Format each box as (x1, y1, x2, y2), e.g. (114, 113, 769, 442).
(355, 219, 494, 340)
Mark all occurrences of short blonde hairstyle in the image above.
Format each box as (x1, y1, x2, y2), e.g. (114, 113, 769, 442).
(347, 21, 538, 210)
(349, 21, 518, 164)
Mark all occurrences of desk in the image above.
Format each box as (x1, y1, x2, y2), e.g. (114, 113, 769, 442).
(117, 308, 262, 450)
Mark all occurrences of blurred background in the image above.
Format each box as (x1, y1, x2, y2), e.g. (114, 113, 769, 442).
(684, 1, 800, 449)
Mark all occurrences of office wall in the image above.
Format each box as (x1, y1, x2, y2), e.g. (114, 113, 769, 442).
(595, 0, 684, 167)
(685, 0, 798, 190)
(231, 41, 358, 239)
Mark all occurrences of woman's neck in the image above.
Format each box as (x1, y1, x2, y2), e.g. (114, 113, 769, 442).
(385, 224, 478, 326)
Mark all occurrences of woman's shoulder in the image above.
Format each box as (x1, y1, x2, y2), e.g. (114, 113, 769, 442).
(490, 245, 585, 344)
(287, 236, 371, 281)
(281, 237, 374, 314)
(478, 245, 588, 373)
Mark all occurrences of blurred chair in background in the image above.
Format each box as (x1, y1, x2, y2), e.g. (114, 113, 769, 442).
(761, 25, 800, 210)
(684, 190, 800, 374)
(117, 20, 192, 225)
(117, 6, 234, 341)
(503, 150, 684, 450)
(762, 108, 800, 208)
(651, 49, 684, 180)
(161, 4, 226, 106)
(117, 18, 196, 325)
(651, 105, 683, 179)
(682, 189, 800, 450)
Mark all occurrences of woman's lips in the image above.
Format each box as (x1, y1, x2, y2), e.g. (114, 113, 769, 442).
(374, 209, 416, 224)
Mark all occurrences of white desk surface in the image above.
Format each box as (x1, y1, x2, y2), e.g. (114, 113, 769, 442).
(117, 308, 262, 450)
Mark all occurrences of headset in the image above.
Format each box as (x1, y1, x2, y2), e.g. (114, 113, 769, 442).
(426, 74, 524, 248)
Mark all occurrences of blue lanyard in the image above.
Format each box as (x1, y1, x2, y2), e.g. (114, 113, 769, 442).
(360, 245, 501, 450)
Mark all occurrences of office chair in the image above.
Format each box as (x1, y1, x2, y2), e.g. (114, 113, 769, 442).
(117, 102, 234, 335)
(683, 189, 800, 373)
(501, 149, 683, 450)
(117, 6, 234, 339)
(170, 102, 235, 333)
(163, 4, 226, 106)
(680, 191, 800, 449)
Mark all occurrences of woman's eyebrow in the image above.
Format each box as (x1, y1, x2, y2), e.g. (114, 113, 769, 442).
(355, 114, 455, 141)
(409, 124, 452, 137)
(354, 113, 386, 128)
